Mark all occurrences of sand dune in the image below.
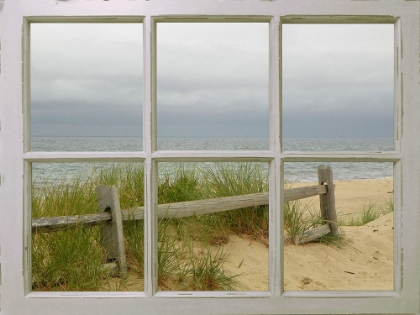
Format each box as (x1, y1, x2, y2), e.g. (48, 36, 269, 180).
(285, 213, 393, 291)
(222, 178, 394, 291)
(123, 178, 394, 292)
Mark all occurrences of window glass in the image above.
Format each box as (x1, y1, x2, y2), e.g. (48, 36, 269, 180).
(157, 162, 269, 291)
(283, 162, 393, 290)
(282, 24, 394, 150)
(30, 23, 143, 151)
(32, 162, 145, 291)
(157, 23, 269, 150)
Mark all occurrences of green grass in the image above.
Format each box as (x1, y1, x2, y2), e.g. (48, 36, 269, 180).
(202, 163, 269, 241)
(32, 162, 392, 291)
(340, 201, 394, 227)
(283, 200, 322, 244)
(32, 164, 147, 291)
(180, 246, 245, 291)
(32, 162, 267, 291)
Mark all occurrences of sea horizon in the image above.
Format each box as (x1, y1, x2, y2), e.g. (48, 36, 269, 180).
(31, 137, 394, 184)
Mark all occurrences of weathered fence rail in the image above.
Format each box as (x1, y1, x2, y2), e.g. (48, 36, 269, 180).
(32, 185, 328, 234)
(32, 164, 337, 277)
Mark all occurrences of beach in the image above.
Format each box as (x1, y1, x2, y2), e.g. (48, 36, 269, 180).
(92, 177, 395, 292)
(221, 178, 394, 291)
(34, 175, 394, 292)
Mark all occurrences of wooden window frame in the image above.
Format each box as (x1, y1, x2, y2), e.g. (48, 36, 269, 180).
(0, 1, 419, 314)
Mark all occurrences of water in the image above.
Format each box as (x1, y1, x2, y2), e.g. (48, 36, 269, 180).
(31, 137, 394, 184)
(282, 138, 393, 152)
(282, 138, 394, 182)
(30, 137, 268, 152)
(31, 136, 143, 152)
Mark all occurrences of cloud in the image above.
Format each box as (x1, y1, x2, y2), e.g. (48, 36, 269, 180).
(30, 22, 394, 139)
(31, 100, 143, 136)
(155, 23, 269, 138)
(281, 24, 394, 138)
(282, 109, 393, 138)
(30, 23, 143, 136)
(157, 100, 268, 138)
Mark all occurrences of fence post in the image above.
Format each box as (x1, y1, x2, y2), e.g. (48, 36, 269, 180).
(97, 185, 128, 278)
(317, 165, 339, 236)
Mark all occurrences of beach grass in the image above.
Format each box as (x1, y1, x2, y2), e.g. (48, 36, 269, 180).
(31, 163, 392, 291)
(32, 162, 267, 291)
(340, 200, 394, 227)
(283, 199, 322, 244)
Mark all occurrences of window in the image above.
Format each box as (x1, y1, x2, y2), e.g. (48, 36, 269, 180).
(282, 23, 395, 291)
(156, 22, 269, 149)
(0, 1, 419, 315)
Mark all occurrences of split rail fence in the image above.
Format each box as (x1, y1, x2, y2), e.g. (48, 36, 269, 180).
(32, 164, 338, 278)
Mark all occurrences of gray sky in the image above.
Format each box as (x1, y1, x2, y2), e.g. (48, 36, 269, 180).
(31, 23, 144, 137)
(31, 23, 394, 138)
(282, 24, 394, 138)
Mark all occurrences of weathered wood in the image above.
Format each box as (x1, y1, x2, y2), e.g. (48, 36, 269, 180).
(31, 178, 335, 280)
(293, 224, 331, 245)
(97, 185, 128, 278)
(32, 213, 111, 234)
(318, 164, 339, 236)
(121, 185, 327, 221)
(122, 193, 268, 221)
(32, 185, 328, 231)
(285, 185, 327, 202)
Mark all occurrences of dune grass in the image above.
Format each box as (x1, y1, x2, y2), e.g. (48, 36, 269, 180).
(283, 200, 322, 244)
(340, 200, 394, 227)
(32, 164, 145, 291)
(32, 162, 393, 291)
(32, 162, 267, 291)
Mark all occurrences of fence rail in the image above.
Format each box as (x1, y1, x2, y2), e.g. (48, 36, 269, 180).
(32, 164, 337, 277)
(32, 185, 327, 234)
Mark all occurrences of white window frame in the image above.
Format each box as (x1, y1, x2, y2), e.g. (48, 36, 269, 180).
(0, 1, 419, 314)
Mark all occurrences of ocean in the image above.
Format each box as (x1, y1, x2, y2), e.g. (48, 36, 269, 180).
(31, 137, 394, 184)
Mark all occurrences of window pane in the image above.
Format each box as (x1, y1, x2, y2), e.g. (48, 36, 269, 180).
(157, 162, 269, 291)
(283, 162, 393, 291)
(30, 23, 143, 151)
(32, 162, 145, 291)
(157, 23, 269, 150)
(282, 24, 394, 150)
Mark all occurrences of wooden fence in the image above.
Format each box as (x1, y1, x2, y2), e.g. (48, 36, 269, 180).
(32, 164, 337, 278)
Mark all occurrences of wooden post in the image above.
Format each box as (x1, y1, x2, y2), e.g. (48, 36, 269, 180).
(97, 185, 128, 278)
(317, 165, 339, 236)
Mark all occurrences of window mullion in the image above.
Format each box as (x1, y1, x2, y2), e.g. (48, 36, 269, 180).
(269, 16, 281, 297)
(143, 15, 157, 297)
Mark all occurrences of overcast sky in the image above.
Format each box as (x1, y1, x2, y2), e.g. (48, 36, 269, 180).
(31, 23, 394, 138)
(31, 23, 144, 137)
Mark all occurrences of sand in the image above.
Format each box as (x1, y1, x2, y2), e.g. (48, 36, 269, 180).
(121, 178, 394, 292)
(222, 178, 394, 291)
